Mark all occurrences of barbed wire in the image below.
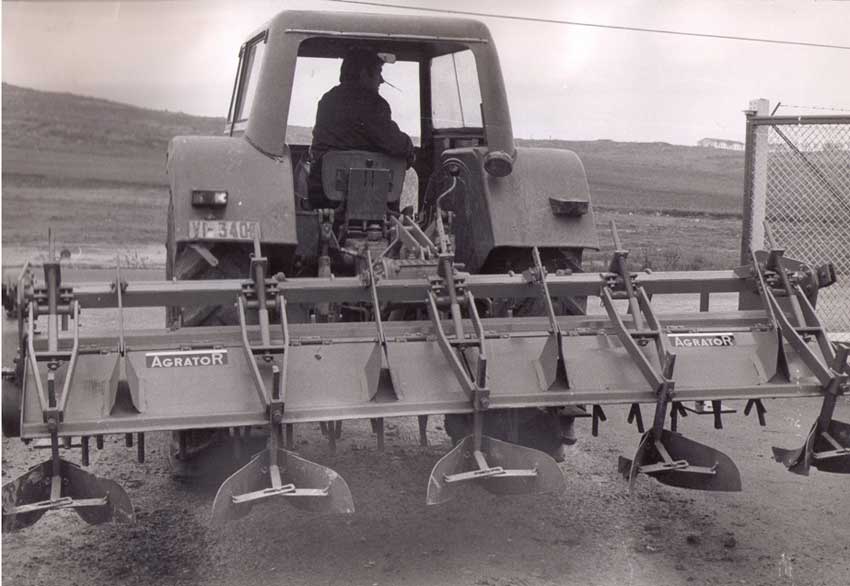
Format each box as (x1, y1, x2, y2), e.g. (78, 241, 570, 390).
(778, 104, 850, 113)
(327, 0, 850, 51)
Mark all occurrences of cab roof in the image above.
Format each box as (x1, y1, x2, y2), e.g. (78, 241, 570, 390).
(266, 9, 494, 61)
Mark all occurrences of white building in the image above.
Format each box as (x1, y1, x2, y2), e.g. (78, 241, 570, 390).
(697, 138, 745, 151)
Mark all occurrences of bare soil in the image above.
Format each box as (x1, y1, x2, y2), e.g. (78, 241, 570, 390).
(3, 371, 849, 586)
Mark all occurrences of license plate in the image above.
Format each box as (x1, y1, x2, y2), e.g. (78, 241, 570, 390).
(188, 220, 261, 241)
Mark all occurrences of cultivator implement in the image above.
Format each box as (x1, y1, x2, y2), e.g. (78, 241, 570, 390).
(2, 226, 848, 531)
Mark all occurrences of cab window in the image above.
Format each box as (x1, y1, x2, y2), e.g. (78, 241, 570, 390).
(286, 55, 421, 144)
(430, 50, 482, 129)
(227, 33, 267, 127)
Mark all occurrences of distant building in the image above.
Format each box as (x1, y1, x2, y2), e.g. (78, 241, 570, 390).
(697, 138, 744, 151)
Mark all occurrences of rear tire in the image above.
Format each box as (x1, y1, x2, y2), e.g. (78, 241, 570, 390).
(445, 246, 586, 460)
(167, 243, 253, 328)
(444, 409, 569, 460)
(167, 243, 252, 477)
(2, 374, 22, 438)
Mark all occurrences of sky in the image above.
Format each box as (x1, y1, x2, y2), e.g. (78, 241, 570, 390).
(3, 0, 850, 145)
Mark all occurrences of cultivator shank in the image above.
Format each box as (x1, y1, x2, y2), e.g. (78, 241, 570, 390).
(2, 226, 847, 531)
(3, 241, 134, 531)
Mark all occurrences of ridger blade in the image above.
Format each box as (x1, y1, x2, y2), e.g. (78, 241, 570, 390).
(2, 459, 134, 532)
(618, 430, 742, 492)
(426, 435, 564, 505)
(210, 448, 354, 526)
(772, 419, 850, 475)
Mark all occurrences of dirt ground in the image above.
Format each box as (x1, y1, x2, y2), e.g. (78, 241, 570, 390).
(2, 302, 849, 585)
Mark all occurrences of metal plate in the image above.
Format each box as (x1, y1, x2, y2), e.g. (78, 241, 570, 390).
(188, 220, 260, 241)
(426, 435, 564, 505)
(210, 448, 354, 525)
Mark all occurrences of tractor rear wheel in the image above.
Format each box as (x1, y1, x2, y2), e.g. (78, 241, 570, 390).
(443, 409, 571, 460)
(167, 243, 252, 477)
(166, 243, 253, 328)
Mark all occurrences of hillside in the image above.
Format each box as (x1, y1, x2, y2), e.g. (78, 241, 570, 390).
(2, 83, 225, 155)
(1, 84, 744, 215)
(518, 139, 744, 216)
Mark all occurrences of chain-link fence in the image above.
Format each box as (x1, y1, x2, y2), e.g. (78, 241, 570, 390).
(741, 102, 850, 340)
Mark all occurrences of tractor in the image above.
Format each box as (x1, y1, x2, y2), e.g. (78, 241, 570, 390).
(2, 10, 848, 532)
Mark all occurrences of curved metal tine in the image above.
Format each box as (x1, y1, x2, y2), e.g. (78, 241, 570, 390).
(237, 295, 271, 408)
(463, 289, 487, 380)
(524, 252, 570, 390)
(275, 293, 290, 403)
(389, 215, 436, 259)
(763, 283, 833, 386)
(600, 287, 666, 392)
(56, 301, 81, 413)
(366, 250, 388, 351)
(426, 291, 474, 396)
(115, 256, 126, 354)
(14, 260, 32, 348)
(400, 215, 439, 256)
(23, 297, 82, 417)
(794, 285, 839, 364)
(750, 250, 780, 327)
(25, 302, 49, 412)
(763, 223, 806, 327)
(636, 286, 671, 359)
(364, 250, 401, 401)
(531, 246, 560, 334)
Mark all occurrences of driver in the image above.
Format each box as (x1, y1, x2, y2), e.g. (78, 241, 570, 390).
(307, 48, 414, 193)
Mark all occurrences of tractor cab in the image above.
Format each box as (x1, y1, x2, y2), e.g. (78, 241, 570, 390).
(222, 17, 498, 274)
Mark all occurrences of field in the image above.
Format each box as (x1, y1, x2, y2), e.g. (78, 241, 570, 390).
(4, 84, 848, 586)
(1, 83, 744, 273)
(1, 169, 742, 274)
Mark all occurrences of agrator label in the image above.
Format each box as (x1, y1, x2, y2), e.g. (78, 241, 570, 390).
(667, 333, 736, 348)
(145, 349, 229, 368)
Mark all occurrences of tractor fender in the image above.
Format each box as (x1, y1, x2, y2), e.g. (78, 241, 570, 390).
(166, 136, 297, 249)
(445, 146, 600, 273)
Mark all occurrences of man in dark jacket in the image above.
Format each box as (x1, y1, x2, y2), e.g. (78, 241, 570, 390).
(308, 48, 414, 196)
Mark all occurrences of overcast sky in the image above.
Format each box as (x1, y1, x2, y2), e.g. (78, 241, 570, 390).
(3, 0, 850, 145)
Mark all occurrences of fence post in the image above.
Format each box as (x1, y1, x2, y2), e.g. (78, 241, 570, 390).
(739, 98, 770, 310)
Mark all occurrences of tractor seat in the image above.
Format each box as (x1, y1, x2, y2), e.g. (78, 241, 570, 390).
(319, 150, 406, 222)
